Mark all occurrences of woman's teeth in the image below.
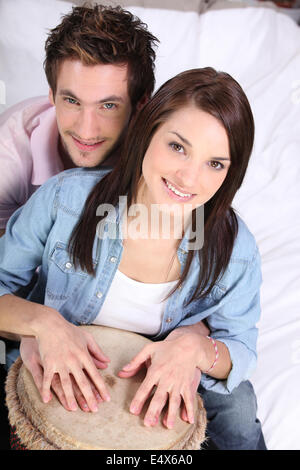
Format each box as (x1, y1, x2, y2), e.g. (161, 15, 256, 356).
(165, 179, 192, 198)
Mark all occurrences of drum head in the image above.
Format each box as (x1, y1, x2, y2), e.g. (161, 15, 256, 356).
(8, 326, 206, 450)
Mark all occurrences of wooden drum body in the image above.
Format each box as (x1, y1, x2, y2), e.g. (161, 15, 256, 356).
(5, 326, 206, 450)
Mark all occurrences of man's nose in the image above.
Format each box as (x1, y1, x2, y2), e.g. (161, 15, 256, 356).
(75, 107, 100, 140)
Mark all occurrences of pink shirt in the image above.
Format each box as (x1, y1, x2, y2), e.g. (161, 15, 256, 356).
(0, 96, 64, 228)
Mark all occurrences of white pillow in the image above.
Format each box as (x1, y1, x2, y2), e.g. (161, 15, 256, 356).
(0, 0, 74, 113)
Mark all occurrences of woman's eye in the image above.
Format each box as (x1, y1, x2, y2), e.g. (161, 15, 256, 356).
(209, 161, 225, 171)
(170, 142, 184, 153)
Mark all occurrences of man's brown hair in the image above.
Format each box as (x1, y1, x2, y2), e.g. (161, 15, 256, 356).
(44, 4, 158, 109)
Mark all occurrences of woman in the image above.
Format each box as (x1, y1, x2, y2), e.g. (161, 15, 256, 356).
(0, 68, 265, 449)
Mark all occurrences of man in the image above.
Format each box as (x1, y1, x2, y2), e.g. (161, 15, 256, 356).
(0, 0, 162, 411)
(0, 4, 158, 236)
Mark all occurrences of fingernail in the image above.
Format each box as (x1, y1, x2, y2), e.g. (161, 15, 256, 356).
(130, 404, 137, 414)
(167, 421, 174, 429)
(122, 363, 131, 370)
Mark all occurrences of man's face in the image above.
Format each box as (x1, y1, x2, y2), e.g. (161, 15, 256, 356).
(49, 59, 132, 168)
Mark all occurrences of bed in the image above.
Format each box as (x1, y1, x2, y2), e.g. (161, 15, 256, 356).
(0, 0, 299, 450)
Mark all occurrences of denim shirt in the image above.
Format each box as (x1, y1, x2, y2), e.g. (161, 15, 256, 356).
(0, 168, 262, 394)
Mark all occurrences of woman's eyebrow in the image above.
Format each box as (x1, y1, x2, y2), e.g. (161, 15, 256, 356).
(169, 131, 192, 147)
(169, 131, 230, 161)
(212, 157, 231, 161)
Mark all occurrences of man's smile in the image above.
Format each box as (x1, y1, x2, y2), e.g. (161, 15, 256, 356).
(71, 135, 106, 152)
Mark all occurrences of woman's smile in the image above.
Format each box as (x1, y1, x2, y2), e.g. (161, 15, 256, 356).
(161, 177, 196, 202)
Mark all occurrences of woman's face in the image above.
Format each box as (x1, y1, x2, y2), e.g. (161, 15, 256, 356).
(140, 105, 231, 215)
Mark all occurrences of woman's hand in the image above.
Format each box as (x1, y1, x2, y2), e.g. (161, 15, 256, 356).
(118, 333, 203, 429)
(31, 313, 111, 412)
(20, 336, 107, 412)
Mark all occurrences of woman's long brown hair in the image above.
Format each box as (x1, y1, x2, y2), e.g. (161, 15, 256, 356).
(68, 67, 255, 305)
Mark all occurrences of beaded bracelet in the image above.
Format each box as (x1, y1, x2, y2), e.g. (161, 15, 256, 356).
(204, 336, 219, 373)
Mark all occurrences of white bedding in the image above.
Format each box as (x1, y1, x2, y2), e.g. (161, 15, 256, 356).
(0, 0, 299, 450)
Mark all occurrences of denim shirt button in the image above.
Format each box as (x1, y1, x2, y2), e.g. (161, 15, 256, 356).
(65, 262, 72, 269)
(96, 291, 103, 299)
(110, 256, 117, 263)
(166, 317, 172, 323)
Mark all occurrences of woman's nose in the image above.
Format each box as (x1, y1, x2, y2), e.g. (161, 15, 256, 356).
(175, 162, 201, 191)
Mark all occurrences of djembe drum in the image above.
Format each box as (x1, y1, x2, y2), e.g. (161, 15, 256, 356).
(5, 325, 207, 450)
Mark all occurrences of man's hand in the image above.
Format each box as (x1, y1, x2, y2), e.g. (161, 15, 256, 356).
(20, 331, 110, 412)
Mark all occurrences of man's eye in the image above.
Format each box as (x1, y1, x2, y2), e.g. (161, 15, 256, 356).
(169, 142, 184, 153)
(64, 97, 78, 105)
(103, 103, 116, 110)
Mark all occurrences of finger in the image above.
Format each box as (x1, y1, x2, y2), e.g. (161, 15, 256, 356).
(71, 369, 99, 413)
(42, 365, 55, 403)
(92, 358, 110, 369)
(71, 373, 103, 412)
(143, 389, 169, 427)
(121, 345, 152, 372)
(88, 375, 103, 403)
(180, 368, 201, 422)
(180, 403, 189, 422)
(192, 368, 202, 393)
(181, 389, 195, 425)
(117, 362, 145, 378)
(70, 375, 90, 412)
(59, 371, 78, 411)
(51, 373, 70, 411)
(28, 361, 44, 398)
(165, 393, 182, 429)
(83, 360, 110, 403)
(86, 335, 110, 363)
(129, 378, 156, 416)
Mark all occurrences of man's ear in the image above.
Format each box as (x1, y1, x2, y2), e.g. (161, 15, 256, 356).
(48, 88, 55, 106)
(136, 93, 150, 112)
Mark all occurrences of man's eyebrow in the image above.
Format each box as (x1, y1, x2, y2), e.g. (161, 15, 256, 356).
(169, 131, 231, 161)
(58, 89, 125, 103)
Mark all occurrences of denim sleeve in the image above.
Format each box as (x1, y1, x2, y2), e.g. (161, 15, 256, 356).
(178, 247, 262, 395)
(0, 176, 59, 295)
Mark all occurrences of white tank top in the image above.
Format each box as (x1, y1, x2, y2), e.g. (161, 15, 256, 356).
(93, 269, 178, 335)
